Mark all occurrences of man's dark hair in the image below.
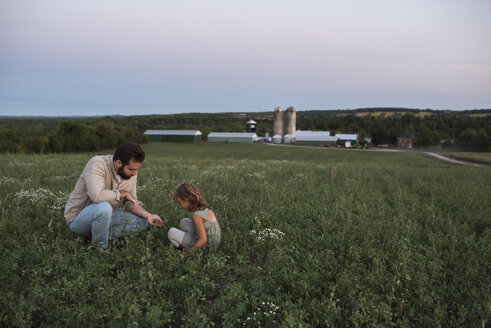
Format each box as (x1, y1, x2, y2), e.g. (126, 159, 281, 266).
(113, 142, 145, 166)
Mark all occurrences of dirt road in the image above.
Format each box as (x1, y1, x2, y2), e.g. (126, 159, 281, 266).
(423, 152, 483, 167)
(266, 143, 484, 167)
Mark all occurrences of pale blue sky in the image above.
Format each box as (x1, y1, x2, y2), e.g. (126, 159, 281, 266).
(1, 0, 490, 116)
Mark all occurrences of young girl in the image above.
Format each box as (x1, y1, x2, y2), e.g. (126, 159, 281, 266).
(167, 182, 221, 253)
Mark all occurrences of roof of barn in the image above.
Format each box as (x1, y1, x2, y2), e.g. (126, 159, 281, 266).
(208, 132, 257, 138)
(144, 130, 202, 136)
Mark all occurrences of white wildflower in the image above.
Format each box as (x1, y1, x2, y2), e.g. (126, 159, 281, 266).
(0, 177, 21, 185)
(15, 188, 54, 203)
(250, 228, 285, 243)
(7, 162, 33, 167)
(247, 172, 265, 178)
(211, 194, 229, 201)
(200, 170, 213, 176)
(43, 175, 70, 183)
(50, 191, 70, 212)
(137, 184, 147, 192)
(15, 188, 70, 212)
(241, 300, 280, 326)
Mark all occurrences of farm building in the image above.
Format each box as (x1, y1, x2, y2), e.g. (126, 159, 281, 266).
(207, 132, 257, 144)
(397, 134, 416, 148)
(295, 130, 338, 147)
(144, 130, 203, 142)
(335, 134, 358, 148)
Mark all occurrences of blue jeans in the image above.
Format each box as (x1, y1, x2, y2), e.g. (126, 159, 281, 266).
(68, 202, 148, 249)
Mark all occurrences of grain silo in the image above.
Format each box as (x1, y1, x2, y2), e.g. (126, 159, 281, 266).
(283, 134, 293, 144)
(285, 106, 296, 138)
(272, 135, 283, 144)
(273, 107, 284, 137)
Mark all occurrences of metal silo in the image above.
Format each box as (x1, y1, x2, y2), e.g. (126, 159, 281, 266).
(285, 106, 296, 138)
(272, 134, 283, 144)
(274, 107, 284, 137)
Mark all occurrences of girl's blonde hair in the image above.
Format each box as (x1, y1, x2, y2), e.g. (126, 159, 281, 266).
(174, 182, 209, 211)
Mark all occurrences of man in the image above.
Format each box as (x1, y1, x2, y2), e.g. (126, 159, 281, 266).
(64, 142, 163, 249)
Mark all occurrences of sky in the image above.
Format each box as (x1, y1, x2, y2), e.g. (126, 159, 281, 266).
(1, 0, 490, 117)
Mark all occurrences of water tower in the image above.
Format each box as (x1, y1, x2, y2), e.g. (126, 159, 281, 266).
(246, 119, 257, 133)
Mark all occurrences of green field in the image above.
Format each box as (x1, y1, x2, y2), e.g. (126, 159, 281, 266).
(1, 143, 490, 327)
(442, 151, 491, 165)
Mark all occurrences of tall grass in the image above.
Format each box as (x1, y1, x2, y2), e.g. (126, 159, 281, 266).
(1, 143, 490, 327)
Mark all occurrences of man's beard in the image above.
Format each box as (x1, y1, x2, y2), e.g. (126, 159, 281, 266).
(117, 166, 132, 180)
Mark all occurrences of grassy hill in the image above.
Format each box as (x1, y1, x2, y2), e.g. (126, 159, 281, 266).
(1, 143, 489, 326)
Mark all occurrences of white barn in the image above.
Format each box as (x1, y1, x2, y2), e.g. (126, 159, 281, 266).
(144, 130, 203, 142)
(295, 130, 338, 147)
(335, 134, 358, 148)
(207, 132, 257, 144)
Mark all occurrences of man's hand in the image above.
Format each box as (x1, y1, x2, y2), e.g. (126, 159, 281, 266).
(119, 190, 137, 207)
(146, 214, 163, 227)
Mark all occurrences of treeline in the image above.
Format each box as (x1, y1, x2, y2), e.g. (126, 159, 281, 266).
(0, 119, 146, 153)
(297, 110, 491, 150)
(1, 108, 490, 153)
(0, 113, 260, 154)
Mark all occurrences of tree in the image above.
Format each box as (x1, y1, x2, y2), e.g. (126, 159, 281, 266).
(432, 131, 442, 146)
(23, 136, 49, 153)
(372, 128, 389, 145)
(118, 126, 148, 144)
(55, 121, 95, 152)
(0, 129, 19, 153)
(473, 128, 491, 151)
(95, 121, 119, 150)
(458, 128, 477, 146)
(416, 123, 433, 147)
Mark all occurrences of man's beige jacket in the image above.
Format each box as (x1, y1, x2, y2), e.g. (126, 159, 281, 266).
(64, 155, 139, 224)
